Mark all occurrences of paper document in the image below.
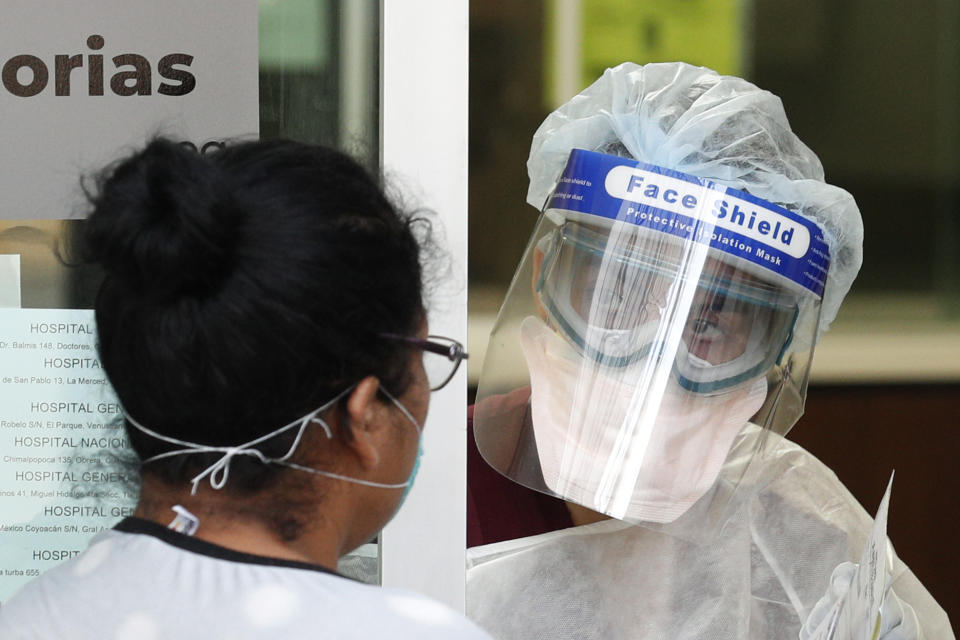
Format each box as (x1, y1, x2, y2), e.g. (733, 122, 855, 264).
(0, 255, 20, 308)
(808, 472, 895, 640)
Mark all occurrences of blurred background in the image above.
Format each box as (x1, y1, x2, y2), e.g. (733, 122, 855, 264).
(468, 0, 959, 626)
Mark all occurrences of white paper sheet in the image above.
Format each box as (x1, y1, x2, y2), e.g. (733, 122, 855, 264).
(0, 255, 21, 308)
(808, 472, 895, 640)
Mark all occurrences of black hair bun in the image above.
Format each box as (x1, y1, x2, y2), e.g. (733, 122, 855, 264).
(83, 139, 244, 298)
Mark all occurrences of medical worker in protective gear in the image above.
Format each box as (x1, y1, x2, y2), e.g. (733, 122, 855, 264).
(466, 62, 954, 640)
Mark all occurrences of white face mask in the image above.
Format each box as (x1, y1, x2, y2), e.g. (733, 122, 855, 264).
(519, 315, 767, 523)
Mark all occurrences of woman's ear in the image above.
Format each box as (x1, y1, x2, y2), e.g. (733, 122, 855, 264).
(344, 376, 384, 470)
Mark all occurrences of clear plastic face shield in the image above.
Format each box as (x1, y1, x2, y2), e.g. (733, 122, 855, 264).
(474, 150, 831, 535)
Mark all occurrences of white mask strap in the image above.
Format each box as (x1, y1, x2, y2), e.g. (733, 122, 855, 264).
(124, 384, 423, 494)
(274, 461, 410, 489)
(124, 387, 351, 495)
(379, 386, 423, 435)
(271, 387, 424, 490)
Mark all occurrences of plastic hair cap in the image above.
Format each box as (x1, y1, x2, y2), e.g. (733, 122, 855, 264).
(526, 62, 863, 344)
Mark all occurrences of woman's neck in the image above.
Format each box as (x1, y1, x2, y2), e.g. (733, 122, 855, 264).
(134, 485, 345, 570)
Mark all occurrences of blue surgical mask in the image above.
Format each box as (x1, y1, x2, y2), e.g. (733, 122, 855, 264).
(381, 387, 425, 509)
(397, 438, 424, 509)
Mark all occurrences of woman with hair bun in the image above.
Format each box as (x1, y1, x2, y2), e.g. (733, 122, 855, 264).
(0, 138, 489, 639)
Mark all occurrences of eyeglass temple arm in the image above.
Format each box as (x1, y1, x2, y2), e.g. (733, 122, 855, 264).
(378, 333, 469, 362)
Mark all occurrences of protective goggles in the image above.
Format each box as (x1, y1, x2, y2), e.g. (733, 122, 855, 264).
(535, 222, 799, 392)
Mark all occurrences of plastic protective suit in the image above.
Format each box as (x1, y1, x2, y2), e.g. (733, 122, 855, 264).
(466, 63, 954, 640)
(467, 425, 953, 639)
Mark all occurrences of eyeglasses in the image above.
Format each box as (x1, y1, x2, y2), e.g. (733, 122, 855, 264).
(379, 334, 469, 391)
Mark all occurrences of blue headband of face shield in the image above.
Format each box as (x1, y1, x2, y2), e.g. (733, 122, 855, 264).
(535, 223, 799, 393)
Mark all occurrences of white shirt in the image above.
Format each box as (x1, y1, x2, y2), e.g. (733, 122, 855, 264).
(0, 518, 491, 640)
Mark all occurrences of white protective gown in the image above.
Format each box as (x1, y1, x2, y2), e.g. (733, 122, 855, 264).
(466, 427, 954, 640)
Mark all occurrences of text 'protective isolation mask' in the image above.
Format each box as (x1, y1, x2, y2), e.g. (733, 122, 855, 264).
(474, 148, 831, 526)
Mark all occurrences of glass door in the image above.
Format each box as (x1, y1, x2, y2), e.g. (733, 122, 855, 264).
(1, 0, 470, 612)
(0, 0, 259, 601)
(259, 1, 470, 606)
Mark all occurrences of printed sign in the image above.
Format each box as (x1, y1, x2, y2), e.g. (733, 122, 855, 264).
(0, 309, 135, 602)
(0, 1, 259, 601)
(1, 0, 259, 220)
(546, 149, 831, 297)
